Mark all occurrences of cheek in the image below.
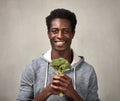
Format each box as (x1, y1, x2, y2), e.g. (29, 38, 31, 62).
(48, 34, 54, 39)
(66, 34, 74, 40)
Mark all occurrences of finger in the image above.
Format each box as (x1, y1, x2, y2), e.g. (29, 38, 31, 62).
(52, 75, 66, 84)
(51, 83, 67, 94)
(53, 75, 68, 86)
(50, 83, 59, 89)
(53, 74, 70, 81)
(58, 74, 72, 84)
(50, 84, 61, 95)
(51, 79, 74, 95)
(60, 74, 70, 80)
(52, 74, 72, 88)
(52, 79, 68, 88)
(51, 83, 65, 93)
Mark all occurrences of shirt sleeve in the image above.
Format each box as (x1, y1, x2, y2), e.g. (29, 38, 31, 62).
(16, 62, 34, 101)
(86, 68, 100, 101)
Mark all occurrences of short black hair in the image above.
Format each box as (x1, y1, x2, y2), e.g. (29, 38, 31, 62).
(46, 8, 77, 33)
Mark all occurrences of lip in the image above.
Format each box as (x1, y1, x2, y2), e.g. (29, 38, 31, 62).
(54, 40, 66, 46)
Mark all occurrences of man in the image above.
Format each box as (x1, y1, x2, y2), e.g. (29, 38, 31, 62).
(17, 8, 100, 101)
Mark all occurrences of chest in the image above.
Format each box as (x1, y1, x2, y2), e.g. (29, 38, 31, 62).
(33, 65, 89, 100)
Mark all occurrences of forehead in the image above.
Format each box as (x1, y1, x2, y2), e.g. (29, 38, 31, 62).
(51, 18, 71, 28)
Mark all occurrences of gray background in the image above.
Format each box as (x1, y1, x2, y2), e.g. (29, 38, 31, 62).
(0, 0, 120, 101)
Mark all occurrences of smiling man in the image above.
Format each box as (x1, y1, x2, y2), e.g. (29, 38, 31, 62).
(17, 8, 100, 101)
(48, 18, 74, 63)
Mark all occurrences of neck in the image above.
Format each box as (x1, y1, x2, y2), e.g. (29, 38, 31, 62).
(51, 49, 73, 63)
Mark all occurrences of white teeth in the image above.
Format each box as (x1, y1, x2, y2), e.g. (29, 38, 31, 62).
(55, 41, 65, 46)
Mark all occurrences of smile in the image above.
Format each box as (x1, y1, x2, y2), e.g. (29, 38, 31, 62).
(55, 40, 66, 46)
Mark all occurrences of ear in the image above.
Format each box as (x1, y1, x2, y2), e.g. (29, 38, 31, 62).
(71, 31, 75, 39)
(47, 31, 51, 38)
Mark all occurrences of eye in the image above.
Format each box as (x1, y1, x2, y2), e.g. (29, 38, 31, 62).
(62, 28, 71, 34)
(50, 28, 58, 34)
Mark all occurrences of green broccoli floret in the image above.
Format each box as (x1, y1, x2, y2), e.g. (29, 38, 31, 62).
(50, 58, 71, 97)
(50, 58, 71, 74)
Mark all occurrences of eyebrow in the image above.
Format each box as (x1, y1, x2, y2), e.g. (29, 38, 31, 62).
(50, 28, 70, 29)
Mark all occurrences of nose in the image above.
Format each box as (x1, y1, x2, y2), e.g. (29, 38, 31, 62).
(57, 30, 64, 38)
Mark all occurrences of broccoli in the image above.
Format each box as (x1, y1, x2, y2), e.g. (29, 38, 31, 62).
(50, 58, 71, 96)
(50, 58, 71, 74)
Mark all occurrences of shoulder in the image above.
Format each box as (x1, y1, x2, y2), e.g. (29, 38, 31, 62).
(24, 55, 49, 73)
(82, 61, 95, 71)
(75, 58, 97, 77)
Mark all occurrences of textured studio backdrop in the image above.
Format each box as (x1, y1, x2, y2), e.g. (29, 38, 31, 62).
(0, 0, 120, 101)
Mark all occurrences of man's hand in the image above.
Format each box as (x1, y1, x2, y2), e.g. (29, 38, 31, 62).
(51, 74, 74, 96)
(33, 74, 83, 101)
(51, 74, 84, 101)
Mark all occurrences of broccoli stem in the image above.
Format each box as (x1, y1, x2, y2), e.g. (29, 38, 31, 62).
(50, 58, 71, 97)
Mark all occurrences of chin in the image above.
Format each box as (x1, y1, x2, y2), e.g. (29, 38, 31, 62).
(53, 46, 70, 52)
(55, 48, 65, 52)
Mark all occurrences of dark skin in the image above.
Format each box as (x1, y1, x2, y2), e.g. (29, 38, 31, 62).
(33, 18, 84, 101)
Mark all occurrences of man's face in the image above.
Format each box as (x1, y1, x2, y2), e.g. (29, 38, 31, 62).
(48, 18, 75, 52)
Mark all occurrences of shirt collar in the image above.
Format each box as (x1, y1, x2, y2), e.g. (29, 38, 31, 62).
(43, 49, 80, 65)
